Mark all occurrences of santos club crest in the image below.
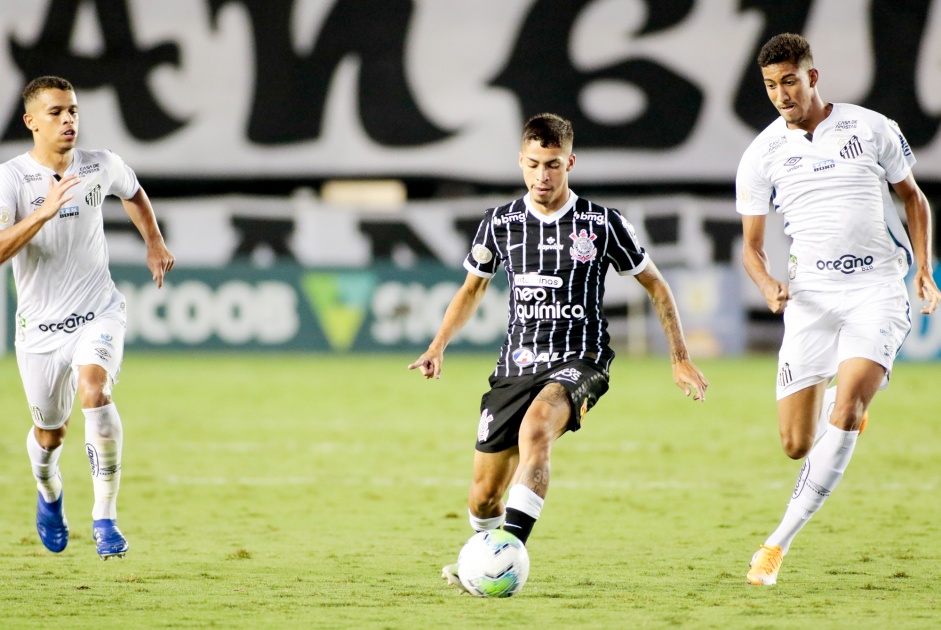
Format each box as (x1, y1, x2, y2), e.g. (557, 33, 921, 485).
(569, 229, 597, 263)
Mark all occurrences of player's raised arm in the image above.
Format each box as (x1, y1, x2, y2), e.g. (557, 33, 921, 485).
(0, 174, 80, 264)
(408, 272, 491, 379)
(633, 260, 708, 401)
(120, 186, 174, 288)
(741, 214, 789, 314)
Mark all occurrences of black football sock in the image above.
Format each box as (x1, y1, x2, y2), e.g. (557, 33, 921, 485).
(503, 508, 536, 544)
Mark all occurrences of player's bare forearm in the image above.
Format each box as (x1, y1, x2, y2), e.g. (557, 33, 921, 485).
(0, 174, 80, 264)
(742, 221, 789, 313)
(635, 261, 708, 400)
(408, 272, 491, 378)
(121, 187, 174, 287)
(893, 174, 941, 313)
(647, 279, 689, 363)
(121, 188, 164, 245)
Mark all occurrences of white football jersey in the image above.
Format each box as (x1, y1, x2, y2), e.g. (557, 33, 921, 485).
(0, 149, 139, 352)
(736, 103, 915, 291)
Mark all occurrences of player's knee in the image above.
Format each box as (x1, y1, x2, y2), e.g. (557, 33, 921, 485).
(35, 424, 68, 449)
(468, 486, 503, 517)
(781, 433, 812, 459)
(829, 401, 865, 431)
(77, 376, 112, 409)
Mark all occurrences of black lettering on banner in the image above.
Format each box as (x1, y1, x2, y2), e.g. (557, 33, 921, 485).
(860, 0, 940, 146)
(643, 215, 679, 245)
(702, 219, 741, 264)
(3, 0, 186, 142)
(454, 218, 483, 248)
(231, 217, 297, 261)
(732, 0, 814, 132)
(208, 0, 452, 146)
(493, 0, 703, 149)
(359, 220, 438, 262)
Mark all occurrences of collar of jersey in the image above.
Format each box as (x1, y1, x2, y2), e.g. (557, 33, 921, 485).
(523, 190, 578, 224)
(24, 151, 77, 175)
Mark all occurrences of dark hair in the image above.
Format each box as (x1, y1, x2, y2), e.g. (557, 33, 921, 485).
(23, 76, 74, 110)
(522, 113, 573, 150)
(757, 33, 813, 69)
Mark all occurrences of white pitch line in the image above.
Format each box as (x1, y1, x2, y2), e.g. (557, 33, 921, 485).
(159, 476, 939, 491)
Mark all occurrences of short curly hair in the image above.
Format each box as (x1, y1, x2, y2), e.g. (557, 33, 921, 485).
(522, 113, 573, 151)
(22, 76, 74, 111)
(757, 33, 814, 69)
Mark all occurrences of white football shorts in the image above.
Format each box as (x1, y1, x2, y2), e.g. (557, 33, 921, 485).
(16, 296, 126, 430)
(776, 279, 911, 400)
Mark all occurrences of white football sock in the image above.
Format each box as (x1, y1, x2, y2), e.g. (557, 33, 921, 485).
(84, 403, 123, 521)
(505, 484, 544, 520)
(814, 386, 838, 442)
(26, 428, 63, 502)
(767, 425, 858, 553)
(469, 509, 505, 532)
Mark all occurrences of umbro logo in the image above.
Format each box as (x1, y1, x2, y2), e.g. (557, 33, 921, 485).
(30, 197, 44, 207)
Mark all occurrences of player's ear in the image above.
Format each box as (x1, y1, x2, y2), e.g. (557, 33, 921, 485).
(808, 68, 819, 88)
(23, 113, 35, 132)
(567, 153, 576, 172)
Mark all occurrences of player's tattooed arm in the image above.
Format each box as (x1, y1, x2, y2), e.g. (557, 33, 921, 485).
(635, 260, 709, 401)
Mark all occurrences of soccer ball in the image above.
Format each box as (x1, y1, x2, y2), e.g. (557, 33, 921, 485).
(457, 529, 530, 597)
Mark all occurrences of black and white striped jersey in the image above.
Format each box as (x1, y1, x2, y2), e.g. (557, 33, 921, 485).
(463, 191, 649, 377)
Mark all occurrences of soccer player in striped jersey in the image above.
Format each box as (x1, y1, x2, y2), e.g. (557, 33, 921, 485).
(0, 76, 174, 559)
(736, 34, 941, 585)
(409, 113, 708, 591)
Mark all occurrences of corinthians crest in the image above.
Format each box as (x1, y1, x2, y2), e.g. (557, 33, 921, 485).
(569, 229, 597, 263)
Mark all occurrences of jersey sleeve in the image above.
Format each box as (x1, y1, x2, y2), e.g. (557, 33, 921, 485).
(735, 145, 773, 216)
(876, 116, 916, 184)
(606, 209, 649, 276)
(103, 151, 141, 200)
(0, 165, 20, 231)
(462, 207, 502, 278)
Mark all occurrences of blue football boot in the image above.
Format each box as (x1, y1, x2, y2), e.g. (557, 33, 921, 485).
(36, 489, 69, 553)
(92, 519, 129, 560)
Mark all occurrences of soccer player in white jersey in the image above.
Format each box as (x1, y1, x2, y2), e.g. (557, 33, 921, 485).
(409, 113, 708, 592)
(0, 76, 174, 559)
(736, 34, 941, 585)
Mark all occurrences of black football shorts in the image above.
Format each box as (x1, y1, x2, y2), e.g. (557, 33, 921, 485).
(475, 359, 610, 453)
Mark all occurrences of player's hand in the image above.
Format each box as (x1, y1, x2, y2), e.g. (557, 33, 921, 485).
(672, 359, 708, 402)
(763, 280, 790, 314)
(38, 174, 80, 221)
(914, 268, 941, 314)
(408, 349, 443, 379)
(147, 240, 175, 288)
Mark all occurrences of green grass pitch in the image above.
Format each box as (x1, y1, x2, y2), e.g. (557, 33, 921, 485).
(0, 353, 939, 628)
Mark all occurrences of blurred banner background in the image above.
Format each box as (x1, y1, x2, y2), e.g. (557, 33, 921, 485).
(1, 0, 939, 358)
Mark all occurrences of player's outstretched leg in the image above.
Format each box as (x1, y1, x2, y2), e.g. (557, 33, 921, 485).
(28, 428, 69, 552)
(747, 425, 859, 585)
(84, 403, 128, 559)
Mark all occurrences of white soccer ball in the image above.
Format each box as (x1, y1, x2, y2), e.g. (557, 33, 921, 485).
(458, 529, 530, 597)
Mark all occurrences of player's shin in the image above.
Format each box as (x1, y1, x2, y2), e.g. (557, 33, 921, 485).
(84, 404, 123, 520)
(768, 425, 858, 552)
(503, 484, 544, 545)
(27, 428, 63, 502)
